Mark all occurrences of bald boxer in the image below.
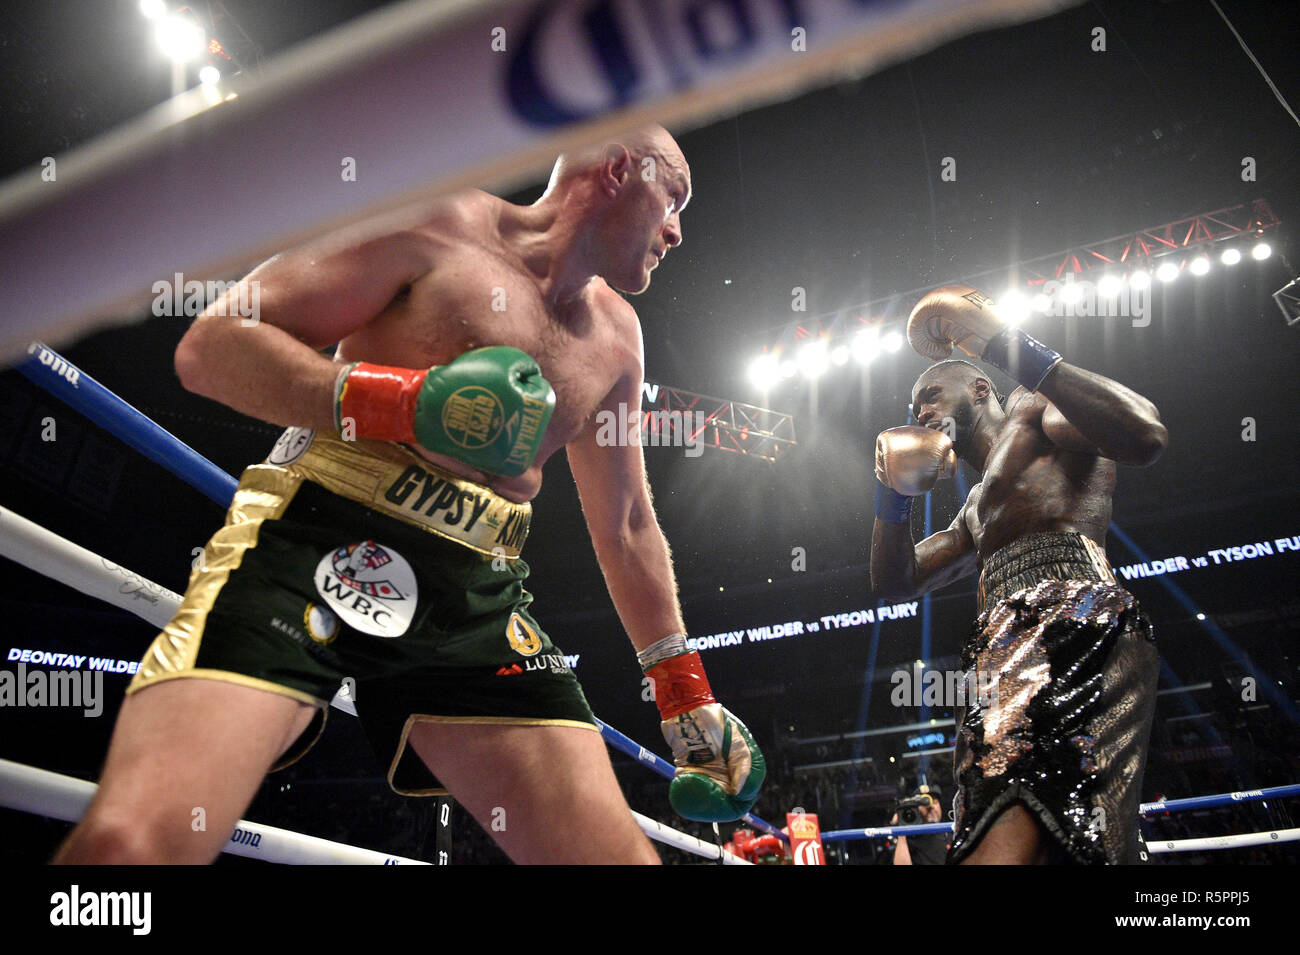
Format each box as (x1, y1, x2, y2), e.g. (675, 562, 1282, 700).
(55, 126, 762, 866)
(872, 286, 1167, 864)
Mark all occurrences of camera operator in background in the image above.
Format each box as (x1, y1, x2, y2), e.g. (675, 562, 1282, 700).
(891, 785, 950, 865)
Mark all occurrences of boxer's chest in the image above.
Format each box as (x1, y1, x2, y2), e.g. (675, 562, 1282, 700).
(346, 246, 634, 446)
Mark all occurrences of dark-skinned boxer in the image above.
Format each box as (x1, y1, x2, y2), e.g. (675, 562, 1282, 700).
(872, 286, 1167, 864)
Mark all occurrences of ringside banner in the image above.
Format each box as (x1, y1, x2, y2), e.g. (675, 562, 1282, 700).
(0, 0, 1078, 356)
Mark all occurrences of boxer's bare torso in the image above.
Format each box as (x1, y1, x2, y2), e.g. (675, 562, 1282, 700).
(953, 387, 1115, 559)
(335, 190, 641, 503)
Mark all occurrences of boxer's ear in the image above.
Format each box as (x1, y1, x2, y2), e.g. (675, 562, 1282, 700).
(602, 144, 632, 195)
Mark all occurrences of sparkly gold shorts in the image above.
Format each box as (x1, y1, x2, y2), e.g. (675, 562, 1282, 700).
(950, 533, 1158, 864)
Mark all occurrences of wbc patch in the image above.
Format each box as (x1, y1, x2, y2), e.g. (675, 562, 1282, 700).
(314, 540, 418, 638)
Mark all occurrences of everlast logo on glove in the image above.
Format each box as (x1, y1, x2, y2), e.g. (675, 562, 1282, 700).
(503, 394, 551, 474)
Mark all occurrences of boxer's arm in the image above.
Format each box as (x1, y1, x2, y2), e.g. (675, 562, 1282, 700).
(567, 363, 684, 653)
(871, 497, 978, 600)
(891, 813, 913, 866)
(1036, 363, 1168, 466)
(173, 209, 438, 427)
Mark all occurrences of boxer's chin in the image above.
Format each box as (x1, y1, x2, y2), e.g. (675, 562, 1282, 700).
(613, 266, 653, 295)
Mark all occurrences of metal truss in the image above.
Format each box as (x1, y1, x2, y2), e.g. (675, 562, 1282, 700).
(643, 384, 796, 463)
(1018, 198, 1281, 284)
(759, 199, 1283, 347)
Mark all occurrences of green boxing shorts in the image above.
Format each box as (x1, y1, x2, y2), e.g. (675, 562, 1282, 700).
(129, 428, 598, 795)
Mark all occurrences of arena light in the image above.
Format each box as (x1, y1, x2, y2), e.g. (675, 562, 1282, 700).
(881, 330, 904, 353)
(830, 344, 850, 366)
(1189, 256, 1211, 276)
(1097, 274, 1123, 297)
(1220, 247, 1242, 266)
(1058, 279, 1083, 305)
(1129, 270, 1151, 291)
(998, 289, 1030, 323)
(797, 340, 829, 378)
(850, 328, 879, 365)
(199, 65, 221, 86)
(154, 15, 207, 62)
(139, 0, 166, 19)
(779, 359, 797, 379)
(748, 353, 779, 389)
(1155, 261, 1180, 283)
(1252, 242, 1272, 261)
(1032, 291, 1052, 313)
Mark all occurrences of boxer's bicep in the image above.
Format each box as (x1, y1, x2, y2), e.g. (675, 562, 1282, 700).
(241, 227, 435, 348)
(569, 294, 651, 541)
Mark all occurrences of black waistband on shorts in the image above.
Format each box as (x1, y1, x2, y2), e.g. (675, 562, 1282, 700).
(977, 531, 1115, 612)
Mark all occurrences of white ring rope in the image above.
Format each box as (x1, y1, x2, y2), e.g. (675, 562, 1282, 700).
(0, 0, 1078, 356)
(0, 504, 360, 713)
(0, 758, 428, 865)
(1146, 828, 1300, 854)
(0, 506, 181, 630)
(0, 508, 744, 863)
(632, 811, 750, 865)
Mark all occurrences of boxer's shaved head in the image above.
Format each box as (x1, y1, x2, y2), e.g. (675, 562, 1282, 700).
(543, 124, 689, 204)
(911, 360, 1003, 458)
(912, 360, 1002, 418)
(536, 123, 691, 295)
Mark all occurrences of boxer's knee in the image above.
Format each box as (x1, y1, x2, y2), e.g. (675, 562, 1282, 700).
(55, 806, 218, 865)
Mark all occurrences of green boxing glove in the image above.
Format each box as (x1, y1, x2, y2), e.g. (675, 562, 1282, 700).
(334, 346, 555, 478)
(638, 633, 767, 823)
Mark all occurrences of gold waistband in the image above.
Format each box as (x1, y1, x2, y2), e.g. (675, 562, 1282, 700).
(255, 428, 530, 559)
(976, 532, 1114, 610)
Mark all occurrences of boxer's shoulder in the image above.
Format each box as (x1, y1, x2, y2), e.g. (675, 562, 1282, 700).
(414, 188, 499, 241)
(589, 277, 638, 323)
(1004, 385, 1047, 420)
(592, 280, 644, 371)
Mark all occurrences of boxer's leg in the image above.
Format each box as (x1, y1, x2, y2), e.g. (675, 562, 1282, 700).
(957, 803, 1059, 864)
(53, 678, 318, 864)
(406, 720, 660, 864)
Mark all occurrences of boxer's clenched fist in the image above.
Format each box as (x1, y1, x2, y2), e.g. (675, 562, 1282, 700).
(906, 285, 1006, 361)
(908, 284, 1063, 391)
(875, 425, 958, 496)
(334, 346, 554, 477)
